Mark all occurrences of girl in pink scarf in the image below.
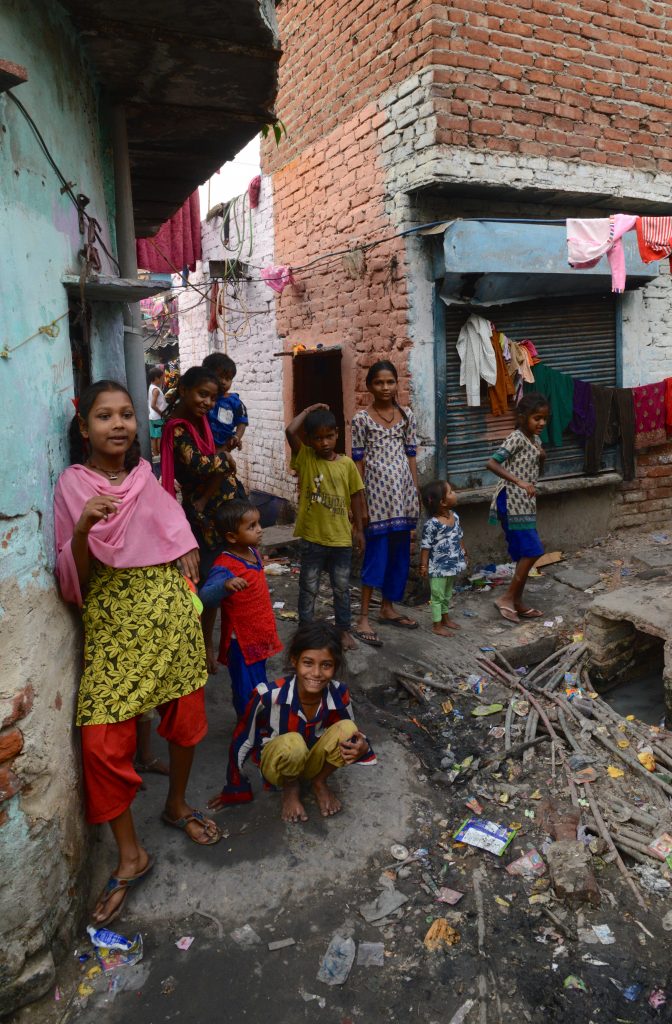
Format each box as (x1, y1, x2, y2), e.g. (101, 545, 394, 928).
(54, 380, 221, 926)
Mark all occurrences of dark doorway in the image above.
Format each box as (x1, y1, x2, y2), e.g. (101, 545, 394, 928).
(292, 348, 345, 451)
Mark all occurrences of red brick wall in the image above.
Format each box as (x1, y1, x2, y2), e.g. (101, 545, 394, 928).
(612, 445, 672, 530)
(270, 105, 412, 409)
(267, 0, 672, 176)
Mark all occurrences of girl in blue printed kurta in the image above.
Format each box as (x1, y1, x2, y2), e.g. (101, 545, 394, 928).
(486, 393, 549, 624)
(419, 479, 467, 637)
(351, 361, 420, 647)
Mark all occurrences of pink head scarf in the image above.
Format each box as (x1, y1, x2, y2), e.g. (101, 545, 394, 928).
(160, 416, 216, 499)
(54, 459, 198, 607)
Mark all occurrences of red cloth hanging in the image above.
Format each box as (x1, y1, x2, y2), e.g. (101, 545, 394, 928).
(248, 175, 261, 209)
(136, 191, 202, 274)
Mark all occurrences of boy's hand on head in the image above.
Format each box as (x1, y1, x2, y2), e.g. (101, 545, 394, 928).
(306, 403, 329, 413)
(225, 577, 248, 593)
(340, 731, 369, 763)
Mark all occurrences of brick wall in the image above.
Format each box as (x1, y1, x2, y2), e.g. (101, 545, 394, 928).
(611, 443, 672, 531)
(268, 1, 672, 177)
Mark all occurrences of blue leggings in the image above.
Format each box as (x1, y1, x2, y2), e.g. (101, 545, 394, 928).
(227, 639, 268, 718)
(361, 529, 411, 603)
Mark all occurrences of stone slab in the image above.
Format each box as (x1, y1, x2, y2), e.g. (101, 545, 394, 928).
(590, 582, 672, 639)
(547, 564, 603, 591)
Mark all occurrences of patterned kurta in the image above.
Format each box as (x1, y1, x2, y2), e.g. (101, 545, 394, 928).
(351, 409, 419, 535)
(421, 514, 467, 577)
(488, 429, 542, 530)
(78, 562, 207, 725)
(173, 424, 236, 548)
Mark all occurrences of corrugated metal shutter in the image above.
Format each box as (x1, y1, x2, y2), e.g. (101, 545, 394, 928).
(444, 295, 617, 488)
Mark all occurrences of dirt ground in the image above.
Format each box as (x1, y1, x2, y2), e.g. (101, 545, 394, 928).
(10, 525, 672, 1024)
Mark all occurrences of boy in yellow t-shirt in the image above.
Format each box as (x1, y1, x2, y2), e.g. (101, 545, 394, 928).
(286, 404, 365, 650)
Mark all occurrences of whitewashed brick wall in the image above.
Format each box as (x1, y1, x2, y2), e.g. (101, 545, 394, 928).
(177, 178, 297, 502)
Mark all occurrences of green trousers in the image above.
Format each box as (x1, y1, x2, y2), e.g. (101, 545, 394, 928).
(429, 576, 455, 623)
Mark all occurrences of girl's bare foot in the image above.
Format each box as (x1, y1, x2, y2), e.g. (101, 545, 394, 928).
(281, 782, 308, 823)
(441, 616, 461, 630)
(312, 778, 342, 817)
(432, 624, 454, 638)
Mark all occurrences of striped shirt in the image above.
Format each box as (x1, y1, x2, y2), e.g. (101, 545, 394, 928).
(220, 675, 377, 802)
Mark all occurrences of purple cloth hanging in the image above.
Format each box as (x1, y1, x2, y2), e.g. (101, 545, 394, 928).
(569, 378, 596, 440)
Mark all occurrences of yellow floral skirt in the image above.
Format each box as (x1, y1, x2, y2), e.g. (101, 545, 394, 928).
(77, 563, 207, 726)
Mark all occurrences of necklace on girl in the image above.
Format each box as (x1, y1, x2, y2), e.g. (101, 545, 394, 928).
(373, 406, 395, 424)
(88, 461, 123, 481)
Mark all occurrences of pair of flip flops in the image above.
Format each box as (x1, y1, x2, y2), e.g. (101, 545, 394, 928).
(352, 616, 419, 647)
(494, 603, 543, 623)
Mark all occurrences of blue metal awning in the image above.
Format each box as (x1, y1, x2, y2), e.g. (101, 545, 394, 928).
(439, 220, 658, 306)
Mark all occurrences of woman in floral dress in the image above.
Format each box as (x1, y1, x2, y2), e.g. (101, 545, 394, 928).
(351, 361, 420, 647)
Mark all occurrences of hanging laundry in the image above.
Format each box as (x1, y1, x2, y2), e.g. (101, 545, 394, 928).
(261, 265, 296, 294)
(636, 216, 672, 269)
(456, 314, 497, 407)
(208, 283, 219, 333)
(508, 341, 535, 385)
(566, 214, 637, 293)
(248, 175, 262, 209)
(569, 379, 596, 441)
(488, 329, 515, 416)
(665, 378, 672, 432)
(519, 339, 540, 366)
(584, 385, 635, 481)
(523, 363, 574, 447)
(633, 381, 667, 450)
(136, 191, 202, 274)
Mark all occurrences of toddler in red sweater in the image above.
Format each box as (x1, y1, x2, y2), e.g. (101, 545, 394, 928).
(199, 499, 282, 715)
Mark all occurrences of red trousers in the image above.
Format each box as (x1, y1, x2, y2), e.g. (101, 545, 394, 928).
(80, 687, 207, 824)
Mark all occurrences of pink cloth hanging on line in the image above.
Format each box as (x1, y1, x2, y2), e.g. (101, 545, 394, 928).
(566, 214, 637, 293)
(136, 191, 202, 274)
(248, 175, 261, 209)
(261, 265, 296, 294)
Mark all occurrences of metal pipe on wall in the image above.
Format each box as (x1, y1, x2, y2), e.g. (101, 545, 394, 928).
(111, 105, 150, 459)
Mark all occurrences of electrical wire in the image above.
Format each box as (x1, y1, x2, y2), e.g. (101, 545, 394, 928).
(6, 91, 121, 274)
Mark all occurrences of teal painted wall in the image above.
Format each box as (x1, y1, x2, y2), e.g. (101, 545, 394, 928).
(0, 2, 122, 1011)
(0, 0, 122, 575)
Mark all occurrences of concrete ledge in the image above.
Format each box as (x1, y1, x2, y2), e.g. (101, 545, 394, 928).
(456, 471, 622, 506)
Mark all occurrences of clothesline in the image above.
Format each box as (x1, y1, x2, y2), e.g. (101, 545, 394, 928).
(456, 312, 672, 484)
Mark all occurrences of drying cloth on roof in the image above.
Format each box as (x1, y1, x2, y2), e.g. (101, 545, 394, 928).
(488, 330, 515, 416)
(636, 216, 672, 269)
(633, 381, 667, 450)
(136, 191, 202, 274)
(584, 385, 635, 481)
(523, 362, 574, 447)
(569, 378, 596, 440)
(567, 214, 637, 293)
(456, 314, 497, 407)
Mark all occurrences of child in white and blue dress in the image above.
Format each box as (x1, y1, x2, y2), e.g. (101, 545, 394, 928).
(419, 479, 467, 637)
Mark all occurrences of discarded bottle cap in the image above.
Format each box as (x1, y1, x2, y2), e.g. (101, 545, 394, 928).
(390, 844, 409, 861)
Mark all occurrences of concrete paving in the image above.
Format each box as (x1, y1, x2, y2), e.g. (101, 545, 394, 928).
(15, 524, 672, 1024)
